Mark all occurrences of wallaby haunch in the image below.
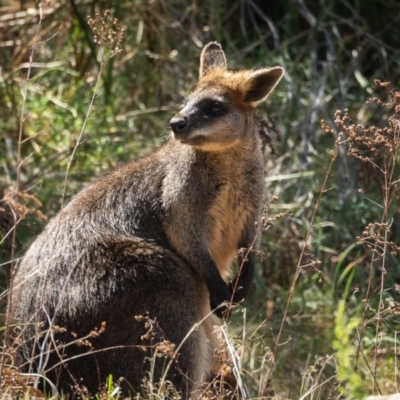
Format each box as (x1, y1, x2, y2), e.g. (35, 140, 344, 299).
(9, 42, 284, 397)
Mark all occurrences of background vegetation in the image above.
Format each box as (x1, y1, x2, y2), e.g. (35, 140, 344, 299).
(1, 0, 400, 398)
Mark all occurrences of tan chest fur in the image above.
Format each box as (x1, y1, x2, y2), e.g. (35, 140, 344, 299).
(207, 178, 253, 278)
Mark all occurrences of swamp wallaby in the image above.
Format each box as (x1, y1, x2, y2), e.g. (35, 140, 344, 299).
(8, 42, 283, 397)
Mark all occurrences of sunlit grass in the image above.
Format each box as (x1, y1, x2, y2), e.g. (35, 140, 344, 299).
(1, 1, 400, 399)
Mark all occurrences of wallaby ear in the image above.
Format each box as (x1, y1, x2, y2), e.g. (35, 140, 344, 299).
(199, 42, 227, 78)
(244, 67, 284, 104)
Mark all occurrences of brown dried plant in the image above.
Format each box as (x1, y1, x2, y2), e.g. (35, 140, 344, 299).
(263, 119, 341, 394)
(0, 0, 50, 382)
(264, 81, 400, 397)
(87, 9, 125, 58)
(331, 81, 400, 262)
(323, 80, 400, 394)
(0, 191, 46, 272)
(1, 7, 126, 396)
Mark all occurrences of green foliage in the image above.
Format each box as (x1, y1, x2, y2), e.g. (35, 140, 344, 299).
(1, 0, 400, 398)
(94, 375, 121, 400)
(333, 300, 364, 399)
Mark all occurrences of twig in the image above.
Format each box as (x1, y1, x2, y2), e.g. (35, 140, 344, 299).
(263, 143, 340, 394)
(1, 0, 45, 378)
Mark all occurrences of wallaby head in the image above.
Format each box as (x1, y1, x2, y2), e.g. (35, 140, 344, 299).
(170, 41, 284, 151)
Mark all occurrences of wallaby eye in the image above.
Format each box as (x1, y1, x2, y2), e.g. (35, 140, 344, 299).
(208, 103, 222, 113)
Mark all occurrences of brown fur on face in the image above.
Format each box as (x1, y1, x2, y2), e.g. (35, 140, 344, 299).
(171, 43, 283, 152)
(196, 67, 284, 106)
(8, 42, 284, 398)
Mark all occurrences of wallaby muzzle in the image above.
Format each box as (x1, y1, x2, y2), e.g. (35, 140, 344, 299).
(170, 115, 189, 137)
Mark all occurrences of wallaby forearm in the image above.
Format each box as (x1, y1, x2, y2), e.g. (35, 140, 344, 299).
(182, 245, 230, 315)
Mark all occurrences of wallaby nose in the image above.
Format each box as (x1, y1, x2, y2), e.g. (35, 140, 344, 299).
(170, 116, 188, 135)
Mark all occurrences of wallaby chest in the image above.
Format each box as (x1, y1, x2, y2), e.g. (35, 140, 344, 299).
(207, 155, 264, 276)
(161, 143, 264, 277)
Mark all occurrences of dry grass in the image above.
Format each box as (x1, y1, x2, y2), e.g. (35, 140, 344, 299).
(1, 1, 400, 399)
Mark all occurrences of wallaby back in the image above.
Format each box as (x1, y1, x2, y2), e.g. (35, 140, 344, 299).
(8, 42, 283, 398)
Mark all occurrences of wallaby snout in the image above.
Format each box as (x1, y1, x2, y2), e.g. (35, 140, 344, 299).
(170, 115, 189, 137)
